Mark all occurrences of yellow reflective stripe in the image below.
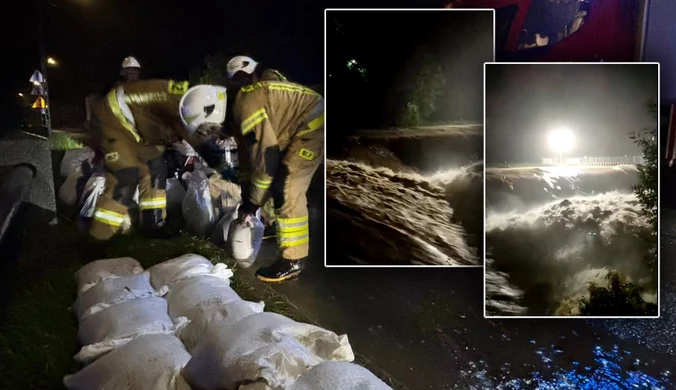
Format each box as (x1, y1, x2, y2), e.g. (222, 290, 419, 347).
(273, 70, 287, 81)
(278, 225, 307, 234)
(106, 89, 141, 143)
(252, 177, 272, 190)
(139, 197, 167, 210)
(279, 236, 309, 248)
(296, 112, 324, 137)
(279, 229, 308, 239)
(241, 81, 319, 97)
(241, 108, 268, 135)
(278, 215, 308, 225)
(93, 209, 125, 227)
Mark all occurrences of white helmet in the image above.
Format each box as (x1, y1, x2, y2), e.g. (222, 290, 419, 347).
(179, 85, 228, 133)
(121, 56, 141, 69)
(226, 55, 258, 79)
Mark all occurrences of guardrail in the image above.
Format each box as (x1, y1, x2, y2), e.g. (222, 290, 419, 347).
(0, 164, 36, 245)
(542, 156, 644, 166)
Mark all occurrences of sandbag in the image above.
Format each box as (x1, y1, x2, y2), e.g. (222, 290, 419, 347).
(179, 299, 265, 353)
(182, 312, 355, 390)
(72, 272, 157, 322)
(228, 216, 265, 268)
(211, 205, 239, 246)
(148, 253, 233, 291)
(64, 334, 192, 390)
(76, 297, 181, 363)
(289, 362, 393, 390)
(60, 147, 95, 177)
(58, 175, 81, 206)
(79, 174, 106, 218)
(183, 170, 216, 237)
(165, 275, 240, 320)
(76, 257, 143, 295)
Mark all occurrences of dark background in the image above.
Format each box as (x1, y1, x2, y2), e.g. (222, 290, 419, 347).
(1, 0, 449, 132)
(485, 63, 659, 164)
(326, 10, 493, 138)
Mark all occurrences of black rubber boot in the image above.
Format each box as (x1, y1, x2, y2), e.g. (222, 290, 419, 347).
(255, 258, 305, 283)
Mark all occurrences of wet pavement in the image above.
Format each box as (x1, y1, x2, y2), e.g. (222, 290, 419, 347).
(247, 189, 676, 389)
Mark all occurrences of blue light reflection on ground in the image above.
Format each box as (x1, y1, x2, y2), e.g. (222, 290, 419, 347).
(459, 344, 673, 390)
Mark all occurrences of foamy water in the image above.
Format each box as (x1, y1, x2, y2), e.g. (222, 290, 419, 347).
(485, 189, 656, 316)
(326, 159, 481, 265)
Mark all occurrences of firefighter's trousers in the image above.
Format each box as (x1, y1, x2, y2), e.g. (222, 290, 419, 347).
(89, 109, 168, 240)
(269, 125, 324, 260)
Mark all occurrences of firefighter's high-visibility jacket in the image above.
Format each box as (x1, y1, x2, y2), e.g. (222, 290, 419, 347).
(88, 79, 190, 240)
(260, 68, 287, 82)
(232, 80, 324, 260)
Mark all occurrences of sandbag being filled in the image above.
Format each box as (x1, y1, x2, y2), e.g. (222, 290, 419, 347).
(182, 312, 355, 390)
(228, 216, 265, 268)
(64, 334, 192, 390)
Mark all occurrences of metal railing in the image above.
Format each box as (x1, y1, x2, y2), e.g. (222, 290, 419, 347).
(0, 164, 36, 245)
(542, 156, 644, 166)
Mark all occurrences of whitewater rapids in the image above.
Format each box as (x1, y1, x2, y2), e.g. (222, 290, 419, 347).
(326, 159, 482, 266)
(485, 177, 656, 316)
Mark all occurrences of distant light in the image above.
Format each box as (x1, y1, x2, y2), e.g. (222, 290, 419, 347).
(346, 59, 357, 69)
(47, 57, 57, 66)
(548, 128, 575, 154)
(18, 93, 23, 97)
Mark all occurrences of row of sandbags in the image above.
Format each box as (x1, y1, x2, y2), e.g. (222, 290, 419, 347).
(65, 255, 391, 390)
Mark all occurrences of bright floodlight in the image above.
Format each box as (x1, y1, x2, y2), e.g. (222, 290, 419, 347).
(548, 128, 574, 154)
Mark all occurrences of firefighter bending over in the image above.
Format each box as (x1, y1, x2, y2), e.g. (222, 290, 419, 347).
(231, 80, 324, 283)
(88, 80, 226, 240)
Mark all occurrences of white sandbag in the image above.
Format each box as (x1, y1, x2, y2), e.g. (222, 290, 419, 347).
(76, 257, 143, 295)
(76, 297, 182, 363)
(72, 272, 158, 322)
(229, 216, 265, 268)
(148, 253, 233, 291)
(211, 205, 239, 246)
(165, 275, 240, 320)
(64, 334, 192, 390)
(58, 175, 81, 206)
(60, 147, 95, 177)
(289, 362, 392, 390)
(179, 299, 265, 353)
(182, 312, 355, 390)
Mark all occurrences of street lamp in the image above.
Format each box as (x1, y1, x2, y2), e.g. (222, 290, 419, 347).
(47, 57, 57, 66)
(18, 93, 24, 97)
(548, 128, 575, 164)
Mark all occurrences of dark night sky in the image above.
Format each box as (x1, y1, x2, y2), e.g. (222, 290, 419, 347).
(2, 0, 448, 130)
(485, 64, 659, 164)
(326, 10, 494, 134)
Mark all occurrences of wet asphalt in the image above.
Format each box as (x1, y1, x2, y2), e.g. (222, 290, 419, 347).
(250, 174, 676, 390)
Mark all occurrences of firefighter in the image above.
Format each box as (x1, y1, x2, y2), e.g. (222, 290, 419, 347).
(88, 80, 227, 241)
(230, 80, 324, 283)
(120, 56, 142, 83)
(226, 55, 287, 231)
(226, 55, 288, 88)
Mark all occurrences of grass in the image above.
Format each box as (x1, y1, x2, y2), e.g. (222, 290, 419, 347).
(50, 133, 84, 151)
(0, 219, 304, 389)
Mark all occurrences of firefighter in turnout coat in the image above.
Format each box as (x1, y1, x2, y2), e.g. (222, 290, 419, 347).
(88, 79, 227, 240)
(232, 80, 324, 283)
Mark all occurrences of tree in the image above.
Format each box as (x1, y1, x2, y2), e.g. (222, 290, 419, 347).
(630, 102, 658, 270)
(386, 47, 446, 127)
(577, 102, 658, 316)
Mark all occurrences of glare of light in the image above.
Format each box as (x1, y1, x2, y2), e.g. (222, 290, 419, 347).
(47, 57, 57, 66)
(548, 128, 575, 154)
(18, 93, 23, 97)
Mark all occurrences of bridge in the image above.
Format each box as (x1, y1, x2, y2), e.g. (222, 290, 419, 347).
(542, 156, 644, 167)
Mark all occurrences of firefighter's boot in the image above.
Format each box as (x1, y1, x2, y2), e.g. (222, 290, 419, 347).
(255, 257, 305, 283)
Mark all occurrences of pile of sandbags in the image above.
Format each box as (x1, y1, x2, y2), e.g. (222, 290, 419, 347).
(58, 147, 97, 207)
(65, 254, 391, 390)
